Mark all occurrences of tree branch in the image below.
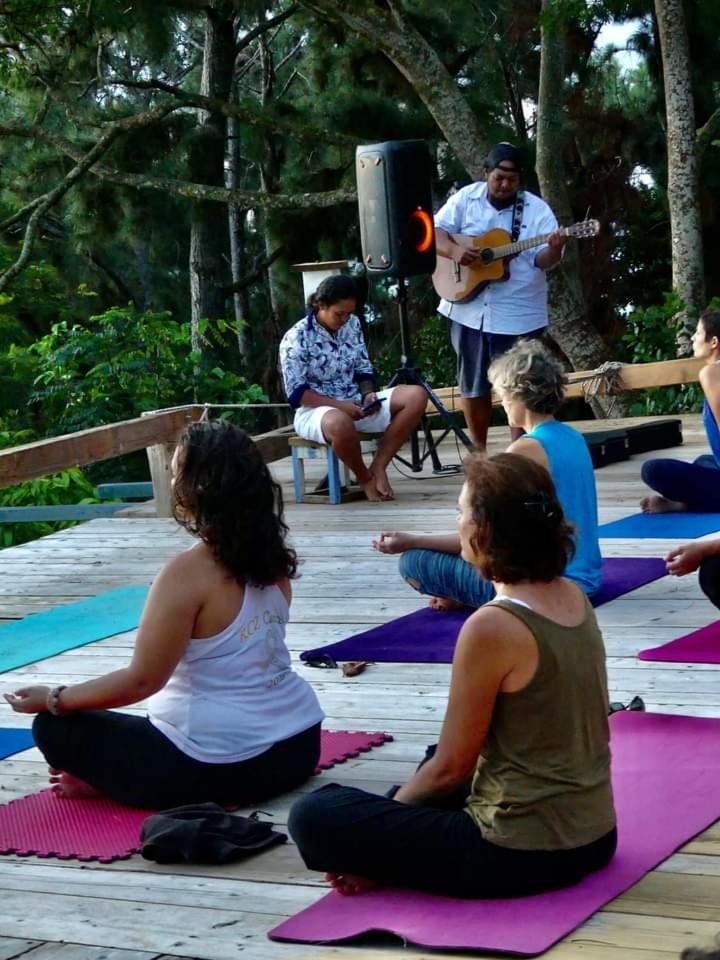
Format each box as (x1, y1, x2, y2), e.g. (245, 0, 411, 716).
(235, 5, 298, 56)
(111, 76, 360, 146)
(697, 106, 720, 161)
(0, 101, 181, 289)
(221, 245, 285, 295)
(0, 125, 121, 292)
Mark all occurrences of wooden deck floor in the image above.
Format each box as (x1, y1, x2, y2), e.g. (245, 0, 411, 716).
(0, 414, 719, 959)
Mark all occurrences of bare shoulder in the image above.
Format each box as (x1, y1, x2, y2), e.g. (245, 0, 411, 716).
(700, 362, 720, 386)
(155, 543, 215, 592)
(457, 604, 529, 660)
(506, 436, 547, 467)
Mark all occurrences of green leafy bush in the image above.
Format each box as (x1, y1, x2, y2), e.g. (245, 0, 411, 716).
(621, 292, 714, 416)
(374, 313, 456, 388)
(12, 306, 267, 436)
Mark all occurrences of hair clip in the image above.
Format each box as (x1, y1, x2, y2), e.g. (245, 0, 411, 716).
(522, 493, 558, 520)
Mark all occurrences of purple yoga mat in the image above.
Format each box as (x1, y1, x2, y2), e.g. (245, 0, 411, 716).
(302, 557, 667, 665)
(639, 620, 720, 663)
(269, 711, 720, 954)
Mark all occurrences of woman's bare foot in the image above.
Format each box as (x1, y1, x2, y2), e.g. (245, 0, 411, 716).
(326, 872, 380, 896)
(48, 768, 101, 799)
(640, 495, 689, 514)
(429, 595, 465, 611)
(371, 465, 394, 501)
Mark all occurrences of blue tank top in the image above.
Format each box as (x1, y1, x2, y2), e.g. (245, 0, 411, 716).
(703, 400, 720, 466)
(525, 420, 603, 595)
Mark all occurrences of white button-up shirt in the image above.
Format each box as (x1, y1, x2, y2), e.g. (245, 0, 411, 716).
(434, 183, 558, 334)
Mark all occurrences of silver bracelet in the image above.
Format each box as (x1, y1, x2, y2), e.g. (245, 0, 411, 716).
(45, 685, 68, 717)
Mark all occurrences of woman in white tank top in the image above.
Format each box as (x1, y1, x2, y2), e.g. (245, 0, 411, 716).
(5, 422, 324, 809)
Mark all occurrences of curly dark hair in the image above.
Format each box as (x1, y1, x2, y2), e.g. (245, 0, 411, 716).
(307, 274, 357, 312)
(463, 452, 575, 583)
(172, 420, 297, 586)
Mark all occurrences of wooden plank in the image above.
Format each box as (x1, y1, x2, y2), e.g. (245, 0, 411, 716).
(96, 483, 153, 501)
(0, 505, 129, 523)
(426, 357, 705, 413)
(0, 939, 42, 959)
(0, 410, 200, 490)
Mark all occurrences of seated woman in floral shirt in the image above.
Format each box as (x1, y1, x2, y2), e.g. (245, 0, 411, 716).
(279, 275, 426, 501)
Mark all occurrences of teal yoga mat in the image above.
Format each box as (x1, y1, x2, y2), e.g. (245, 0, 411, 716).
(0, 586, 149, 674)
(599, 512, 720, 539)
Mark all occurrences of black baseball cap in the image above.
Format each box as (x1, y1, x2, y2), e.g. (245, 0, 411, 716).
(485, 143, 523, 173)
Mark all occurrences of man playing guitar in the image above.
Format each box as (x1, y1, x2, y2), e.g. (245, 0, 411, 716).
(434, 143, 567, 449)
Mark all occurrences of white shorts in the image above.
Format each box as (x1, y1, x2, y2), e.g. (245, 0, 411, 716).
(293, 388, 396, 445)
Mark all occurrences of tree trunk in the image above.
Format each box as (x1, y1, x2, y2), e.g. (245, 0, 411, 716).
(188, 5, 236, 353)
(227, 114, 251, 362)
(654, 0, 705, 346)
(536, 0, 618, 416)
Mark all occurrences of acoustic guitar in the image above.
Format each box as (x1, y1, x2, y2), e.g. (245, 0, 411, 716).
(432, 219, 600, 304)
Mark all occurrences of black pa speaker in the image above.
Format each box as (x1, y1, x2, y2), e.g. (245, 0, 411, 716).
(356, 139, 436, 277)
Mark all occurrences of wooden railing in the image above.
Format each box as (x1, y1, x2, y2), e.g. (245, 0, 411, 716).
(0, 406, 296, 519)
(426, 356, 704, 414)
(0, 355, 704, 521)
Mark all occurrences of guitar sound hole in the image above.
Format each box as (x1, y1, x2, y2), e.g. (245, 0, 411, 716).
(479, 248, 495, 264)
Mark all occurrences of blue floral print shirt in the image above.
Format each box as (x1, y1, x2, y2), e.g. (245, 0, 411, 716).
(279, 312, 377, 409)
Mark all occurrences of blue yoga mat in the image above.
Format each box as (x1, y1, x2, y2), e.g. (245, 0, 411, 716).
(0, 729, 35, 759)
(599, 512, 720, 539)
(0, 586, 149, 674)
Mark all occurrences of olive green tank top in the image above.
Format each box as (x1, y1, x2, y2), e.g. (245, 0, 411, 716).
(465, 595, 616, 850)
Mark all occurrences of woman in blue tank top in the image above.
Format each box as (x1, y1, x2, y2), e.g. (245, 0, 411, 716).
(373, 339, 602, 607)
(640, 308, 720, 513)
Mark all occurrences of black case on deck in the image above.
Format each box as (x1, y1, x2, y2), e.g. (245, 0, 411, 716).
(583, 419, 683, 469)
(584, 429, 631, 469)
(623, 418, 683, 455)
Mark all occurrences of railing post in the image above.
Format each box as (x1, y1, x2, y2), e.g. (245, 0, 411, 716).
(146, 441, 176, 518)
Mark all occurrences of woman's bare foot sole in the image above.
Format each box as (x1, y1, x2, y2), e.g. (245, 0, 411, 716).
(640, 495, 689, 514)
(429, 596, 465, 611)
(326, 871, 380, 895)
(48, 768, 102, 799)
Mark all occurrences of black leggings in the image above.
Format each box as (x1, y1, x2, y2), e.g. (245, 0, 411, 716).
(33, 711, 321, 810)
(289, 781, 617, 899)
(699, 554, 720, 610)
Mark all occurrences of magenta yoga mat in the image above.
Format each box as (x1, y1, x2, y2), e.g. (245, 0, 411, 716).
(639, 620, 720, 663)
(269, 712, 720, 955)
(0, 730, 392, 864)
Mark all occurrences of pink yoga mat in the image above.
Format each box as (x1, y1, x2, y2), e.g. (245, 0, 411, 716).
(0, 729, 392, 863)
(270, 712, 720, 955)
(639, 620, 720, 662)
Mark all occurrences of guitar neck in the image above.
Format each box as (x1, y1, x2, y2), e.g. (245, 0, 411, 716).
(491, 232, 554, 260)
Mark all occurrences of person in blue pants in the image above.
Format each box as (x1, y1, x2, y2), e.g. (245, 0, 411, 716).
(640, 308, 720, 514)
(373, 339, 602, 609)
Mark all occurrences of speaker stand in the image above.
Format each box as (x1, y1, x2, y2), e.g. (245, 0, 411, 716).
(388, 276, 474, 474)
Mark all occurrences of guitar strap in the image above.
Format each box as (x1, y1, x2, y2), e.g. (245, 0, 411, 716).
(510, 191, 525, 243)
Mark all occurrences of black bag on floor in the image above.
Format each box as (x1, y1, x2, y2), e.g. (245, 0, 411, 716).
(140, 802, 287, 865)
(624, 418, 683, 455)
(584, 429, 631, 469)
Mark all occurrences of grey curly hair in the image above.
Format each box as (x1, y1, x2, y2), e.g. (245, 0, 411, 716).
(488, 339, 567, 415)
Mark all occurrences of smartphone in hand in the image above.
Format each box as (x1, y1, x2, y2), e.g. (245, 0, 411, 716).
(360, 397, 385, 416)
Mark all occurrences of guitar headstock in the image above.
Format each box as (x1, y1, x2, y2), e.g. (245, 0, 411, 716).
(564, 219, 600, 239)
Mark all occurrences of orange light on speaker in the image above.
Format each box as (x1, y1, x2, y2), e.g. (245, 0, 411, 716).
(410, 208, 434, 252)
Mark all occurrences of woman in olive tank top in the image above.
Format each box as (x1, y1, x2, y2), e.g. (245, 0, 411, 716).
(290, 453, 617, 898)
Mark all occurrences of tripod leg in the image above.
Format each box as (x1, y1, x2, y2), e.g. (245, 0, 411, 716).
(420, 415, 443, 472)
